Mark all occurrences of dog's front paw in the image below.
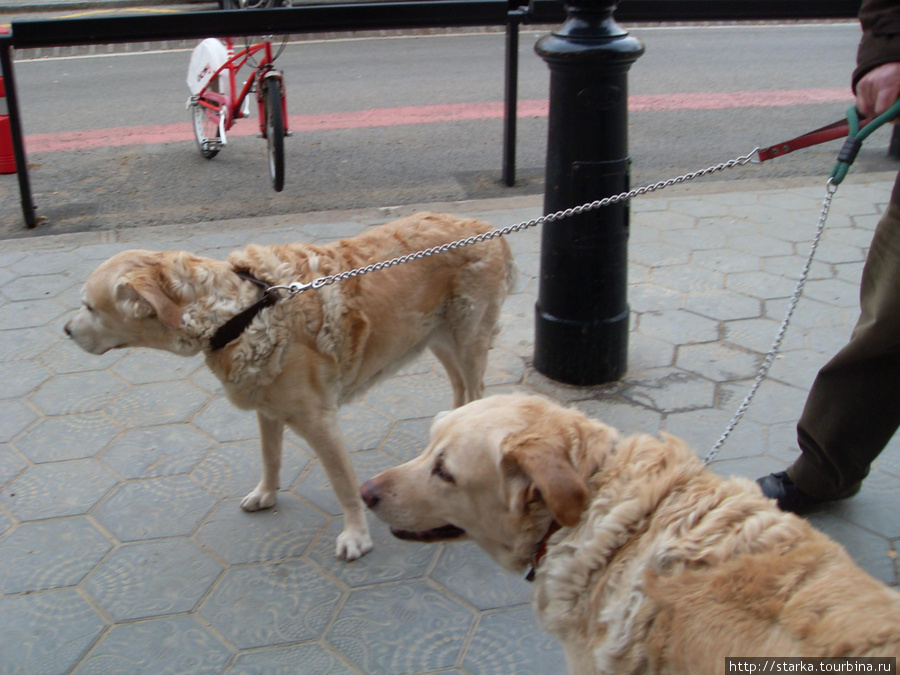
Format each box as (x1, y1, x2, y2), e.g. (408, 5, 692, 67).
(336, 527, 373, 561)
(240, 486, 277, 512)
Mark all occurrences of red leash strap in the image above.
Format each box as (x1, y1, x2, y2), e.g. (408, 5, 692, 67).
(757, 117, 873, 162)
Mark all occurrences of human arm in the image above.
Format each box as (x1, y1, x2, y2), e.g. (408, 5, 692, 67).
(853, 0, 900, 116)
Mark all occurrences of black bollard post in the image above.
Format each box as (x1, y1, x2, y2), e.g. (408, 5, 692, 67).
(534, 0, 643, 385)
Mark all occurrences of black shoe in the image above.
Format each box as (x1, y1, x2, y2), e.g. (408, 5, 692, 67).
(756, 471, 861, 514)
(756, 471, 824, 514)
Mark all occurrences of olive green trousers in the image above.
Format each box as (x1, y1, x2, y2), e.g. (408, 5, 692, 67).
(788, 195, 900, 500)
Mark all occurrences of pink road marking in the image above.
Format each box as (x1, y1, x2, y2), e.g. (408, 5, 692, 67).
(24, 88, 851, 154)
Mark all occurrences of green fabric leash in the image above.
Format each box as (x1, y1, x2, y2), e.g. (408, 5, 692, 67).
(830, 98, 900, 185)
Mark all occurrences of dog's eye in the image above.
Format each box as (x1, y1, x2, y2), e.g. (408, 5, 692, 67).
(432, 456, 456, 485)
(83, 303, 94, 313)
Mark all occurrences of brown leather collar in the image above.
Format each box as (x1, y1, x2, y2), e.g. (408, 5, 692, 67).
(208, 270, 279, 351)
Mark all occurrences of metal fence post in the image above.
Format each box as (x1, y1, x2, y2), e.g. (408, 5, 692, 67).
(0, 37, 37, 228)
(533, 0, 643, 385)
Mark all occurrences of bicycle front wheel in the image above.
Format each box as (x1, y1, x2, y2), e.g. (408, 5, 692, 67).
(192, 99, 222, 160)
(264, 78, 285, 192)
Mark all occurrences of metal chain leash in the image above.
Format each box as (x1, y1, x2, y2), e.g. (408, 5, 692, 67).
(702, 179, 837, 464)
(264, 146, 836, 460)
(266, 148, 760, 298)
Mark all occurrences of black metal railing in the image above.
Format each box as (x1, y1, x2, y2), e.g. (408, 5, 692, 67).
(0, 0, 862, 228)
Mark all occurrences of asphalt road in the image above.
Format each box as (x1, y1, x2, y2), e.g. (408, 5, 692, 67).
(2, 19, 897, 237)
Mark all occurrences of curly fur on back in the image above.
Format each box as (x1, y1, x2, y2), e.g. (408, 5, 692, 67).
(531, 411, 900, 672)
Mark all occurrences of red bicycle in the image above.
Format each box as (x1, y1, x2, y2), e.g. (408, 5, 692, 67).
(186, 35, 289, 191)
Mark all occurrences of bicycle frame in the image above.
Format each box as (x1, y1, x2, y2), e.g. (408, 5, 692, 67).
(195, 37, 289, 140)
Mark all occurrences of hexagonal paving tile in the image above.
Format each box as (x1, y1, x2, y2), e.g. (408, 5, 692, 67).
(83, 538, 222, 622)
(0, 511, 11, 538)
(726, 270, 799, 299)
(0, 360, 53, 399)
(676, 342, 761, 382)
(462, 604, 566, 675)
(195, 494, 325, 565)
(781, 296, 850, 329)
(683, 289, 761, 322)
(800, 277, 860, 308)
(635, 209, 697, 232)
(629, 241, 692, 268)
(0, 398, 38, 443)
(0, 444, 27, 486)
(200, 559, 343, 649)
(37, 338, 123, 374)
(100, 424, 215, 479)
(628, 332, 676, 370)
(572, 397, 662, 436)
(338, 402, 395, 452)
(294, 449, 396, 517)
(0, 588, 106, 675)
(365, 372, 456, 420)
(29, 370, 127, 416)
(827, 472, 900, 539)
(875, 437, 900, 479)
(380, 417, 433, 462)
(308, 515, 436, 587)
(806, 513, 897, 586)
(732, 379, 806, 426)
(628, 284, 684, 313)
(11, 250, 83, 276)
(191, 438, 310, 501)
(0, 326, 59, 362)
(664, 408, 766, 462)
(650, 264, 723, 293)
(722, 317, 805, 354)
(71, 615, 234, 674)
(622, 368, 716, 413)
(811, 238, 869, 265)
(484, 346, 527, 387)
(105, 380, 211, 427)
(1, 274, 78, 302)
(761, 255, 833, 282)
(13, 411, 121, 463)
(765, 348, 828, 390)
(431, 540, 531, 610)
(326, 580, 474, 673)
(727, 233, 795, 257)
(1, 459, 118, 521)
(225, 643, 356, 675)
(112, 350, 205, 385)
(93, 475, 218, 541)
(636, 309, 719, 347)
(0, 297, 68, 330)
(0, 517, 112, 593)
(191, 396, 259, 442)
(691, 248, 760, 274)
(660, 225, 729, 252)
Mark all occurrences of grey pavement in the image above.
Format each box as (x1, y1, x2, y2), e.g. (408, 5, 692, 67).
(1, 174, 899, 674)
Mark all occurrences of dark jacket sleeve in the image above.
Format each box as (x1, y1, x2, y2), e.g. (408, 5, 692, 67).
(853, 0, 900, 92)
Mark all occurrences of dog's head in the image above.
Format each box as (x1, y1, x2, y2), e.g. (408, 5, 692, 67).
(65, 249, 203, 356)
(360, 394, 620, 572)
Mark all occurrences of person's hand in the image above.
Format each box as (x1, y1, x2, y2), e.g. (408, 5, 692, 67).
(856, 62, 900, 118)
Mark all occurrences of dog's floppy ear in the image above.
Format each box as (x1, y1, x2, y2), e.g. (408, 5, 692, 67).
(115, 275, 183, 328)
(500, 429, 589, 528)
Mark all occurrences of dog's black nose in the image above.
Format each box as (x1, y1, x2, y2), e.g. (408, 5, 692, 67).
(359, 480, 380, 509)
(63, 323, 72, 337)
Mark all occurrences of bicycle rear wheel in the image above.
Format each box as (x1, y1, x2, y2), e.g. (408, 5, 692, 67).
(264, 78, 285, 192)
(192, 98, 222, 159)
